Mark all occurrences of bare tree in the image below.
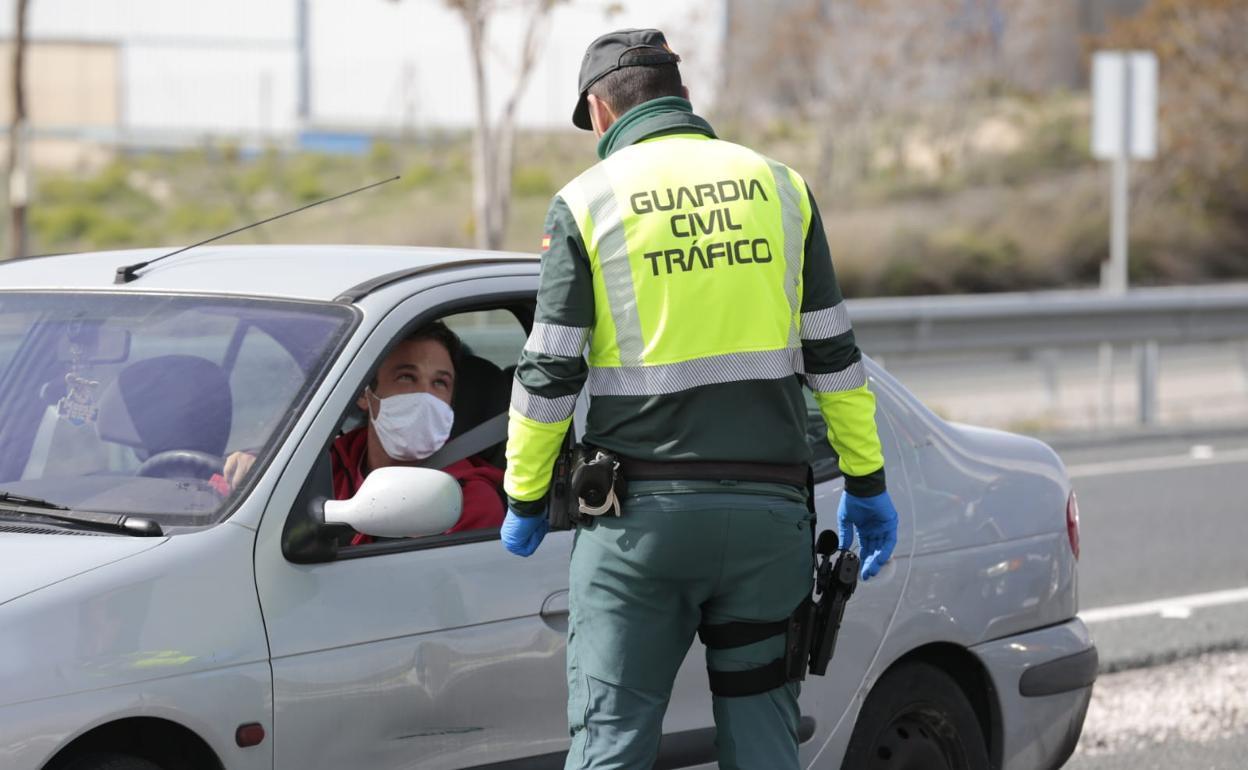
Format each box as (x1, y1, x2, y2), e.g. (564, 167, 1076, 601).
(392, 0, 564, 250)
(726, 0, 999, 194)
(7, 0, 30, 260)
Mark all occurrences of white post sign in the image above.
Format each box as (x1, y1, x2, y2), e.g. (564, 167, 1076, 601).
(1092, 51, 1159, 428)
(1092, 50, 1158, 294)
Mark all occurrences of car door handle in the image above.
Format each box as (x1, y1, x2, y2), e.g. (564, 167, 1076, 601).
(541, 590, 569, 618)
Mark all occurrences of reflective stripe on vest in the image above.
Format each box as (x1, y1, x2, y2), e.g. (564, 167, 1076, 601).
(581, 163, 646, 367)
(565, 137, 811, 397)
(510, 380, 578, 423)
(588, 347, 805, 397)
(766, 158, 804, 350)
(800, 302, 852, 340)
(523, 322, 590, 358)
(804, 359, 867, 393)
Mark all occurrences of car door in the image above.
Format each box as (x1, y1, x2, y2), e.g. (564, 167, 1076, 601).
(253, 275, 578, 770)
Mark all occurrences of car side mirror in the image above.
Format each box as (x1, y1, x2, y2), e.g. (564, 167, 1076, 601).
(322, 466, 462, 539)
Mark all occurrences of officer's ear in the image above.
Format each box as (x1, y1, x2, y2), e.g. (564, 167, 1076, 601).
(587, 93, 617, 138)
(682, 84, 690, 102)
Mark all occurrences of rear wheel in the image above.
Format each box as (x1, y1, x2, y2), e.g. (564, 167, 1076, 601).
(842, 661, 990, 770)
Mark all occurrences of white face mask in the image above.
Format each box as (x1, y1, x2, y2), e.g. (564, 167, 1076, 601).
(366, 390, 454, 461)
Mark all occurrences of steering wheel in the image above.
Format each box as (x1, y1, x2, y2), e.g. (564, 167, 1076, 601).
(136, 449, 225, 480)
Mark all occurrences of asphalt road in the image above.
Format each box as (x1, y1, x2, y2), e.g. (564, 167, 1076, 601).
(1050, 429, 1248, 769)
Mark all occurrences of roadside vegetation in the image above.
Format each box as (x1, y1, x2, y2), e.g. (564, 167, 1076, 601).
(9, 0, 1246, 297)
(18, 91, 1241, 297)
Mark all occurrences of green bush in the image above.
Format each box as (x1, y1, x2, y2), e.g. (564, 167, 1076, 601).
(445, 149, 469, 177)
(30, 203, 140, 250)
(939, 229, 1028, 293)
(83, 163, 135, 204)
(287, 166, 325, 203)
(31, 203, 102, 244)
(369, 140, 396, 170)
(36, 163, 156, 213)
(238, 163, 273, 198)
(85, 216, 139, 248)
(35, 176, 80, 204)
(218, 141, 241, 165)
(1057, 217, 1110, 285)
(871, 228, 1036, 296)
(167, 202, 235, 235)
(512, 166, 554, 198)
(401, 160, 438, 189)
(280, 153, 335, 203)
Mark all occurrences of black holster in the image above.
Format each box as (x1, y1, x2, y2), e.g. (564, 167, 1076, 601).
(808, 532, 860, 676)
(547, 440, 577, 531)
(548, 444, 626, 530)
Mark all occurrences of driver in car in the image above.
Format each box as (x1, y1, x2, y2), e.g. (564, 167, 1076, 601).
(218, 322, 505, 540)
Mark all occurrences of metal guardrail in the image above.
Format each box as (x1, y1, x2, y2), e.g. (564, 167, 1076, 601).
(847, 283, 1248, 426)
(848, 283, 1248, 356)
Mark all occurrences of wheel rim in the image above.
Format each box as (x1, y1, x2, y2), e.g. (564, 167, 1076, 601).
(867, 705, 969, 770)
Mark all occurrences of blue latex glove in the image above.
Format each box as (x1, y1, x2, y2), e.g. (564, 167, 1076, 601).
(837, 490, 898, 581)
(501, 508, 548, 557)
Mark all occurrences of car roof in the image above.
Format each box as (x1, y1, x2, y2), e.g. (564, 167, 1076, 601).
(0, 245, 539, 302)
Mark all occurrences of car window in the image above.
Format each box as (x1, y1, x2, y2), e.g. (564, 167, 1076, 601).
(333, 305, 528, 554)
(0, 308, 35, 373)
(228, 327, 306, 452)
(443, 308, 528, 370)
(0, 292, 354, 527)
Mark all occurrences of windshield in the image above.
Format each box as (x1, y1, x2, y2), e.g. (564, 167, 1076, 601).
(0, 292, 354, 528)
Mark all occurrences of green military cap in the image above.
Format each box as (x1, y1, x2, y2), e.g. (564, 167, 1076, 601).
(572, 28, 681, 130)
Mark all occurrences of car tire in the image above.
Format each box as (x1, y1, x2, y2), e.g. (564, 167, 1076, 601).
(842, 661, 991, 770)
(54, 753, 165, 770)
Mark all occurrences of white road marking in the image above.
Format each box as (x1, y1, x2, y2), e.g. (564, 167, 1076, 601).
(1159, 605, 1192, 620)
(1065, 446, 1248, 478)
(1190, 444, 1215, 460)
(1081, 585, 1248, 624)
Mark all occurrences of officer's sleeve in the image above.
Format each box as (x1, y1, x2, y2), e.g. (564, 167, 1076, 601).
(799, 188, 887, 497)
(503, 195, 593, 516)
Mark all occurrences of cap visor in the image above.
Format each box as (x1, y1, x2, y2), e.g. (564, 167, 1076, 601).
(572, 94, 592, 131)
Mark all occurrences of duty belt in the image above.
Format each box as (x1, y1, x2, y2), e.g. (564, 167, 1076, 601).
(616, 457, 807, 488)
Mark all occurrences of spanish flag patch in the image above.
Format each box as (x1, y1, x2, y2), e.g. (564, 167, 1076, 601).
(541, 234, 552, 251)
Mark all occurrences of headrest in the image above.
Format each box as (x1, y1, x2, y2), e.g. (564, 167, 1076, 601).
(450, 354, 509, 438)
(97, 355, 233, 457)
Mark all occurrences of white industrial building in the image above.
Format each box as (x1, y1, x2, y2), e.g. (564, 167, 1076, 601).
(0, 0, 723, 157)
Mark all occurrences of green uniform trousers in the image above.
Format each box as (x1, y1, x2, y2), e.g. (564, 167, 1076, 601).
(564, 482, 815, 770)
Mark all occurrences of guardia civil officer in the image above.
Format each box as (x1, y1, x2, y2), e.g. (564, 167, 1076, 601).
(500, 29, 900, 769)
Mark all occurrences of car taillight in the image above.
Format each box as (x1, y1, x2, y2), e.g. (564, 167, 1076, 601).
(1066, 491, 1080, 560)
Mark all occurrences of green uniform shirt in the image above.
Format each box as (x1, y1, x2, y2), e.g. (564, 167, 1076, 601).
(505, 97, 886, 515)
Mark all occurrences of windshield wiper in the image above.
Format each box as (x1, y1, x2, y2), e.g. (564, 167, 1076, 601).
(0, 492, 163, 537)
(0, 490, 70, 510)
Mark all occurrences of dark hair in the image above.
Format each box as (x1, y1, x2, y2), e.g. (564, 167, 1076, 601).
(589, 62, 683, 116)
(406, 320, 462, 370)
(368, 320, 463, 393)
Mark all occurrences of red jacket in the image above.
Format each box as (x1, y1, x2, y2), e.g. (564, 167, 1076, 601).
(329, 427, 505, 544)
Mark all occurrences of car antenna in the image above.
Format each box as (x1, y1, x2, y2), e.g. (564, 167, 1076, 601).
(113, 175, 401, 284)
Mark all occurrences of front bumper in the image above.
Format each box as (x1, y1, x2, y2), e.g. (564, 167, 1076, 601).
(971, 618, 1096, 770)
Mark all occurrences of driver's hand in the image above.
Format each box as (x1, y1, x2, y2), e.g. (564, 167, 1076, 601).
(223, 451, 257, 490)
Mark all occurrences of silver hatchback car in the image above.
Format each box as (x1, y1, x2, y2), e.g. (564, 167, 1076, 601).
(0, 246, 1094, 770)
